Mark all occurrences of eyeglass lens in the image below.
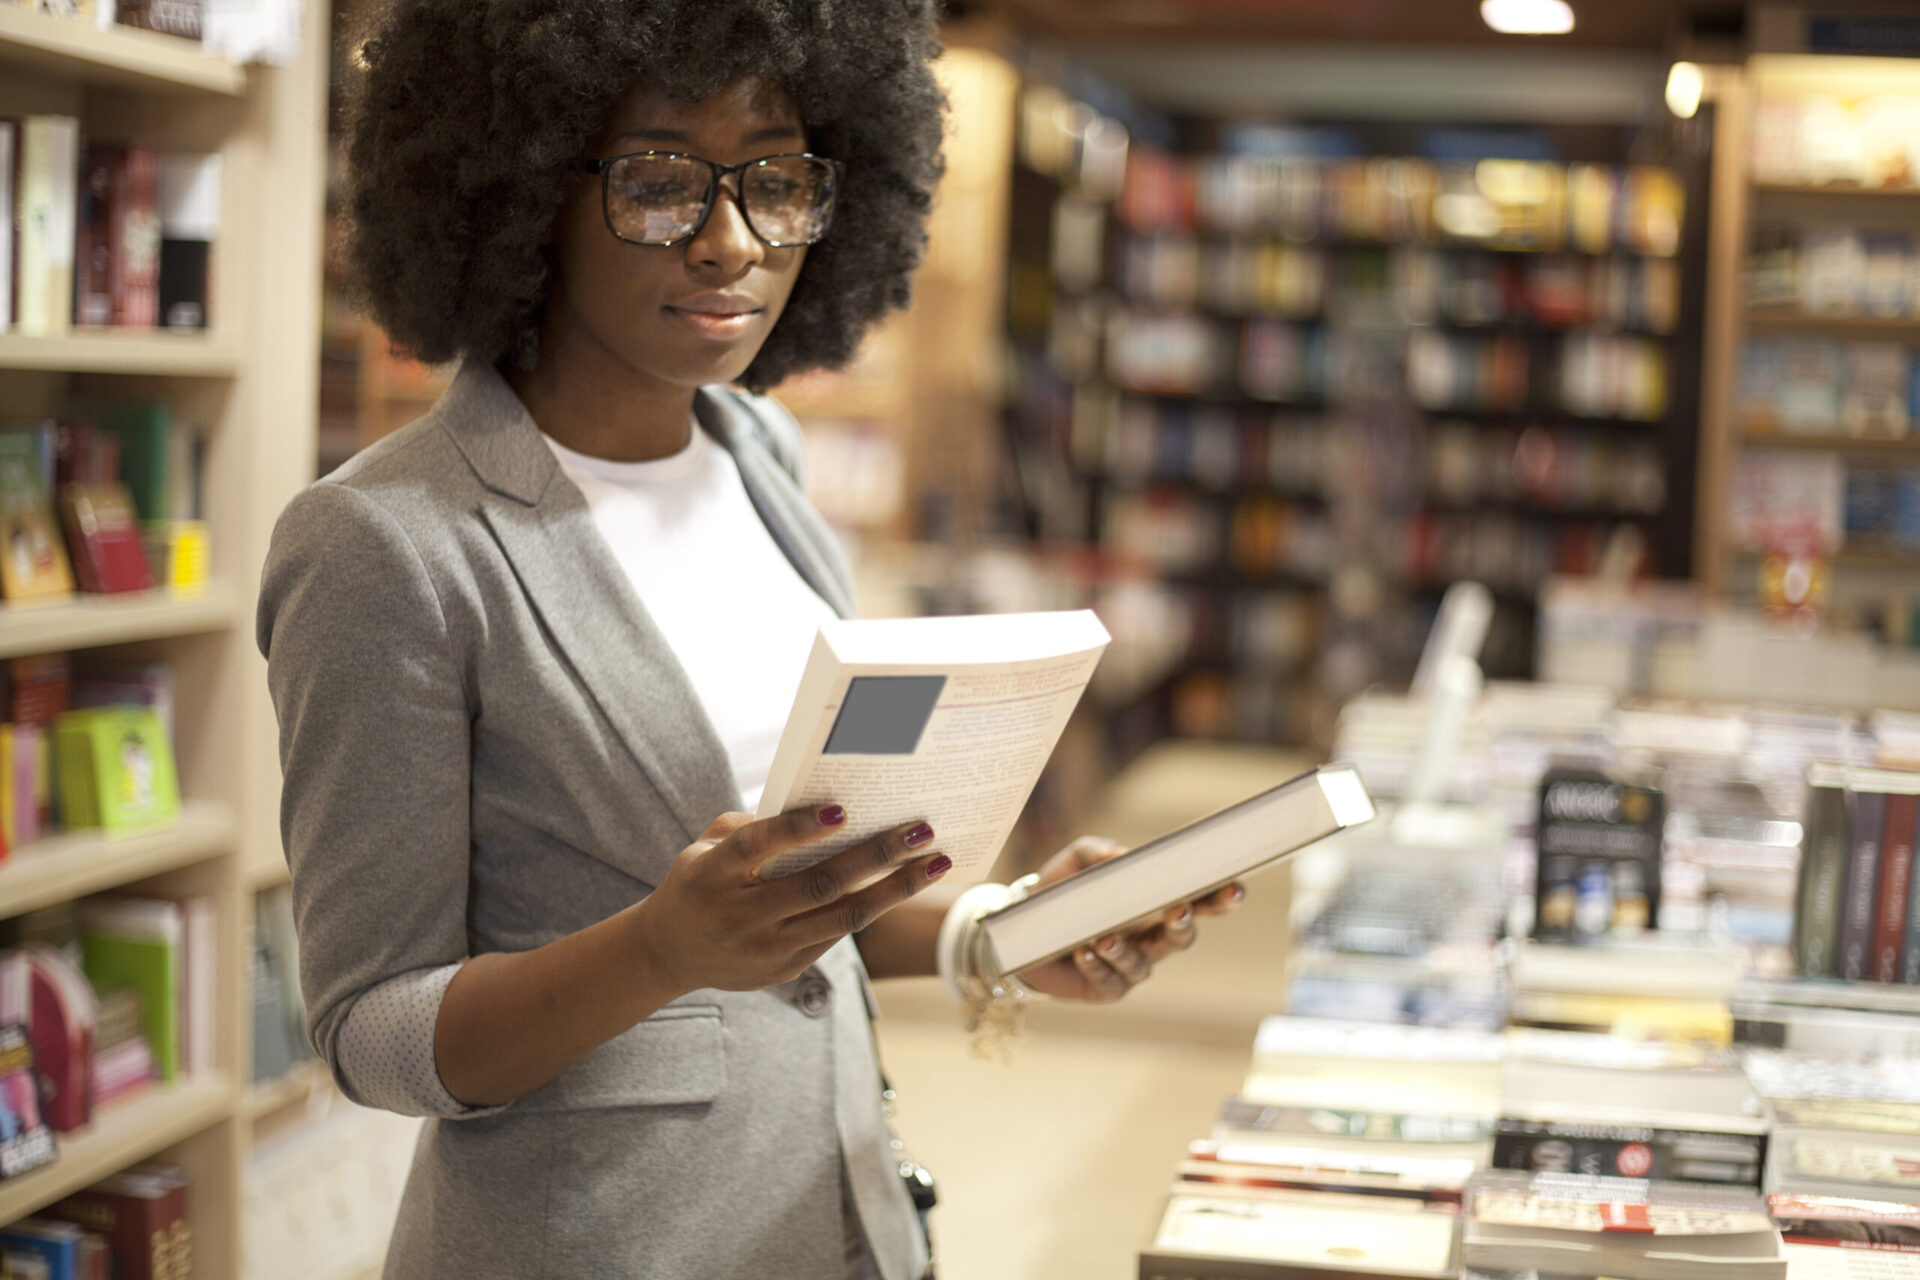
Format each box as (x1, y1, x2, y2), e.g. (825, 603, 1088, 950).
(604, 154, 836, 247)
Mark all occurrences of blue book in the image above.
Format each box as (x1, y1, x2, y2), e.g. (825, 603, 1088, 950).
(0, 1219, 86, 1280)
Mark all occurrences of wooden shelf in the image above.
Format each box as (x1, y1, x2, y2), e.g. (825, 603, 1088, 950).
(1836, 546, 1920, 570)
(1740, 432, 1920, 460)
(0, 331, 242, 376)
(0, 802, 237, 923)
(0, 6, 244, 96)
(248, 854, 291, 892)
(0, 1077, 235, 1225)
(0, 582, 238, 659)
(245, 1061, 332, 1122)
(1745, 309, 1920, 340)
(1753, 182, 1920, 201)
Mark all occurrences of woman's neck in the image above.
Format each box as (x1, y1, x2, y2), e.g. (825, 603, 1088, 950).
(508, 299, 697, 463)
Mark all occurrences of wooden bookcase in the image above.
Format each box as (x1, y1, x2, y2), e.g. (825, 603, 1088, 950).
(1695, 48, 1920, 618)
(0, 2, 327, 1274)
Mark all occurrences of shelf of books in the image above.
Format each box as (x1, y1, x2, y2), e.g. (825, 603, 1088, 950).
(0, 801, 235, 921)
(0, 332, 242, 377)
(1002, 76, 1703, 754)
(1702, 48, 1920, 640)
(1, 0, 326, 1274)
(0, 1074, 232, 1226)
(0, 583, 237, 660)
(0, 5, 244, 97)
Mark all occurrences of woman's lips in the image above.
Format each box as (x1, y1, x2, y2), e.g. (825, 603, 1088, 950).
(666, 306, 760, 339)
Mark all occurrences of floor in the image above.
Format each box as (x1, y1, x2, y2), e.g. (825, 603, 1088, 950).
(872, 741, 1319, 1280)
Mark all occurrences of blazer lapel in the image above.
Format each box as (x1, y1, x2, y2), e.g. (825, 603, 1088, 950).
(435, 362, 739, 857)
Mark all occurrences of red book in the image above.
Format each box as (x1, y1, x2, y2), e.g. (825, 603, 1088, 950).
(59, 483, 155, 595)
(24, 945, 95, 1133)
(78, 147, 162, 330)
(48, 1164, 191, 1280)
(1875, 792, 1918, 983)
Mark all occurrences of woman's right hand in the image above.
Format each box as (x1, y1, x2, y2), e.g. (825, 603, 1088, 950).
(632, 805, 950, 996)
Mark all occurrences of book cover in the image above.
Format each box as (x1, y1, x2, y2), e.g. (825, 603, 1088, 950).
(22, 945, 93, 1134)
(1142, 1187, 1459, 1280)
(47, 1165, 190, 1280)
(755, 611, 1110, 886)
(75, 147, 160, 330)
(1875, 793, 1917, 983)
(54, 707, 179, 832)
(0, 1220, 88, 1279)
(1841, 790, 1889, 980)
(98, 403, 170, 524)
(16, 116, 79, 338)
(0, 1023, 58, 1183)
(1905, 835, 1920, 984)
(1490, 1122, 1763, 1187)
(79, 899, 181, 1084)
(115, 0, 200, 38)
(1797, 769, 1852, 977)
(57, 484, 154, 595)
(0, 433, 76, 603)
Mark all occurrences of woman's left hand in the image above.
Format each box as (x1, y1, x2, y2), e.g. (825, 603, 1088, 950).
(1013, 835, 1244, 1003)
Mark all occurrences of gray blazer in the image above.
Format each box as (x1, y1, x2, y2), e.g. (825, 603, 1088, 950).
(257, 361, 929, 1280)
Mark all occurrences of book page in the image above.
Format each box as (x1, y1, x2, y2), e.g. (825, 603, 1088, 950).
(757, 644, 1102, 884)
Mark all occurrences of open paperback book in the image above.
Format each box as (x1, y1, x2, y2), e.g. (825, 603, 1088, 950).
(979, 764, 1377, 973)
(755, 610, 1109, 885)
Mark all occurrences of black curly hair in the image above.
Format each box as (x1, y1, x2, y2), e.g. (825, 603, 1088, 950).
(340, 0, 946, 390)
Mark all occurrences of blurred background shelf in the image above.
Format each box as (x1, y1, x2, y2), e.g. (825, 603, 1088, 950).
(0, 332, 243, 376)
(0, 5, 245, 95)
(0, 583, 238, 659)
(0, 802, 238, 921)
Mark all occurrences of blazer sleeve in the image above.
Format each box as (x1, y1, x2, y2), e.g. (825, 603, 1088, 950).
(257, 481, 502, 1119)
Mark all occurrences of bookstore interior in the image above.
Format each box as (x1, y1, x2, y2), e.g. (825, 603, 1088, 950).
(5, 0, 1920, 1276)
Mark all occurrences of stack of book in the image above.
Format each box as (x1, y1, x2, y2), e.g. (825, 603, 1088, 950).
(1743, 1046, 1920, 1280)
(1461, 1170, 1786, 1280)
(1140, 1018, 1501, 1279)
(1, 1160, 194, 1280)
(1793, 764, 1920, 986)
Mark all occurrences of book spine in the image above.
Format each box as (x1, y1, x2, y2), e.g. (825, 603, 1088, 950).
(75, 147, 119, 328)
(1906, 829, 1920, 984)
(1795, 779, 1850, 977)
(116, 149, 159, 328)
(1490, 1127, 1764, 1186)
(1839, 789, 1887, 980)
(0, 121, 15, 335)
(1876, 793, 1918, 983)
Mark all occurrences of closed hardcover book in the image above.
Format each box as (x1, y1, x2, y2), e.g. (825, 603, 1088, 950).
(0, 1023, 58, 1183)
(17, 116, 79, 338)
(23, 943, 95, 1134)
(0, 121, 15, 334)
(0, 1219, 89, 1280)
(0, 432, 77, 603)
(79, 899, 182, 1083)
(1141, 1185, 1459, 1280)
(75, 147, 160, 330)
(57, 484, 152, 595)
(1840, 790, 1888, 981)
(48, 1165, 189, 1280)
(1876, 793, 1918, 983)
(981, 764, 1376, 973)
(1795, 768, 1851, 977)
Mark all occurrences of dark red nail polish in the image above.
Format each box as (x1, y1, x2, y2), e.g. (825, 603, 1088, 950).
(904, 822, 934, 848)
(818, 805, 845, 826)
(925, 854, 952, 880)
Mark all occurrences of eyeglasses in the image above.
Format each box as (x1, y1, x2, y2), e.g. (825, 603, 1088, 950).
(580, 151, 843, 249)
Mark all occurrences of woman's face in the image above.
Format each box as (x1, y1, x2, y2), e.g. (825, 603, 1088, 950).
(545, 76, 810, 390)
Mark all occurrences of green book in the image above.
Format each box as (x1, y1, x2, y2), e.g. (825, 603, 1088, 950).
(53, 706, 180, 832)
(81, 897, 184, 1083)
(102, 401, 171, 523)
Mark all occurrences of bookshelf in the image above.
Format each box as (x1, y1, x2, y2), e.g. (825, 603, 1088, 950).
(0, 1, 327, 1276)
(1696, 45, 1920, 624)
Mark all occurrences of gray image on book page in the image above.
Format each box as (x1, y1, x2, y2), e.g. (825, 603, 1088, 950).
(759, 657, 1097, 884)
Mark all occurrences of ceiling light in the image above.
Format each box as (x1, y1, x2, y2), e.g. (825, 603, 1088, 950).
(1666, 61, 1704, 118)
(1481, 0, 1575, 35)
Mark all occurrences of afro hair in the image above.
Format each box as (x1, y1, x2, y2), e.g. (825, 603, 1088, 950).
(340, 0, 946, 390)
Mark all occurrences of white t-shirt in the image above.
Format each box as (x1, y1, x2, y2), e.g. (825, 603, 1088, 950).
(543, 424, 837, 810)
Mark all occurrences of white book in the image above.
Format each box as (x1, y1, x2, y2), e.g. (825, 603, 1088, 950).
(755, 610, 1109, 886)
(1143, 1188, 1459, 1279)
(979, 763, 1375, 973)
(0, 121, 14, 334)
(17, 115, 79, 338)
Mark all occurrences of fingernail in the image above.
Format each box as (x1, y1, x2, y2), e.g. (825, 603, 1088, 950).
(1173, 906, 1192, 925)
(1099, 936, 1121, 955)
(925, 854, 952, 880)
(1231, 884, 1245, 902)
(1079, 948, 1098, 964)
(818, 805, 846, 826)
(904, 822, 934, 848)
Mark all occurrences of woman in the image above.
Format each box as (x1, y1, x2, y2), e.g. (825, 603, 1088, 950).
(258, 3, 1241, 1277)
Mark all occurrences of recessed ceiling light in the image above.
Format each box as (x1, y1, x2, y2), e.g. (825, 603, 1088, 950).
(1481, 0, 1576, 35)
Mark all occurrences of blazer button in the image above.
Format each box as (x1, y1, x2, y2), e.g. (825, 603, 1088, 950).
(798, 980, 832, 1018)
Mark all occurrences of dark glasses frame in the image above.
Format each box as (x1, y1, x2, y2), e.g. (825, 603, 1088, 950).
(579, 150, 844, 249)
